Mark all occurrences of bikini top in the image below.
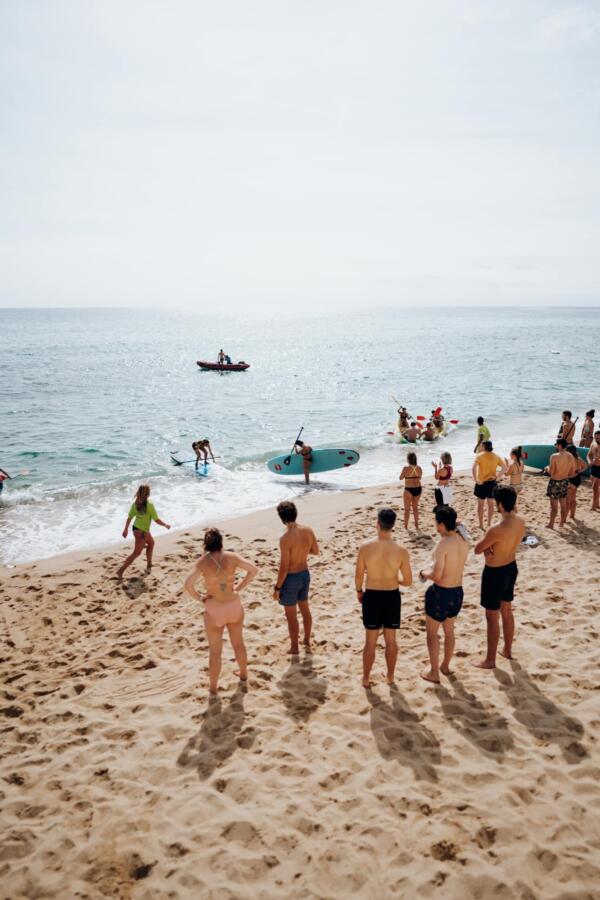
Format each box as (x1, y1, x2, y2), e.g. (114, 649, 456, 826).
(438, 465, 453, 482)
(407, 465, 420, 480)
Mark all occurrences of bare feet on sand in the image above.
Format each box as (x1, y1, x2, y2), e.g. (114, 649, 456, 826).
(474, 659, 496, 669)
(500, 649, 514, 660)
(386, 675, 395, 685)
(440, 665, 451, 676)
(421, 669, 440, 684)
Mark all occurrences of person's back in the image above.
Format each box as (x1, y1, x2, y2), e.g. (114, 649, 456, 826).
(549, 447, 575, 481)
(197, 549, 239, 600)
(361, 538, 409, 590)
(435, 532, 469, 587)
(280, 522, 317, 573)
(475, 448, 504, 482)
(405, 424, 419, 442)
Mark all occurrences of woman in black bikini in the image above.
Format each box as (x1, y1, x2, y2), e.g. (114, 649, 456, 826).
(566, 444, 588, 520)
(400, 451, 422, 530)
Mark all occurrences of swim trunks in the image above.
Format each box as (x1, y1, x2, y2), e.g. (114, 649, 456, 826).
(474, 480, 497, 500)
(481, 561, 518, 611)
(278, 570, 310, 606)
(546, 478, 569, 499)
(425, 584, 463, 622)
(405, 486, 422, 497)
(591, 465, 600, 479)
(362, 588, 401, 630)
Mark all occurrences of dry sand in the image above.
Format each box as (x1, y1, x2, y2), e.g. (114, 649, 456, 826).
(1, 472, 599, 899)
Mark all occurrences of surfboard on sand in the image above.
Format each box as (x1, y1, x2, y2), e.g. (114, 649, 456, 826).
(521, 445, 589, 470)
(267, 448, 360, 476)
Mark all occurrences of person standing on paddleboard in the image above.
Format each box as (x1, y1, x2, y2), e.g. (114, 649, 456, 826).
(192, 438, 216, 470)
(116, 485, 171, 578)
(294, 440, 313, 485)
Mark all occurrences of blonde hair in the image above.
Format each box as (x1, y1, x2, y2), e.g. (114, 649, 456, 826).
(134, 484, 150, 514)
(441, 452, 452, 465)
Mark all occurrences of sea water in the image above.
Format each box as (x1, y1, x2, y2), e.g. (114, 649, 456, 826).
(1, 306, 597, 564)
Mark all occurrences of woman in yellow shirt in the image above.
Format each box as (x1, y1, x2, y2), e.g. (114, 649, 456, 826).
(117, 484, 171, 578)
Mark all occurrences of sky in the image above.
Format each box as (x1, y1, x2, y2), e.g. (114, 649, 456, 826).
(1, 0, 599, 309)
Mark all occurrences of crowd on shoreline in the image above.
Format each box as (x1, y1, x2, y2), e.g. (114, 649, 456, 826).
(110, 405, 599, 696)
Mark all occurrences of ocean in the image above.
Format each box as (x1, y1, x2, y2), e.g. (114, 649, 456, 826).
(1, 306, 597, 564)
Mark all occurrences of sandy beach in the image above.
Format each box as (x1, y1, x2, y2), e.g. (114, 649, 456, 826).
(1, 471, 599, 899)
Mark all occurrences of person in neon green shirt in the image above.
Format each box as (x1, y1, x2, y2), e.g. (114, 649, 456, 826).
(117, 484, 171, 578)
(474, 416, 491, 454)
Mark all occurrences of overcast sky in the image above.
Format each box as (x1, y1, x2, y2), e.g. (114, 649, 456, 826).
(1, 1, 599, 309)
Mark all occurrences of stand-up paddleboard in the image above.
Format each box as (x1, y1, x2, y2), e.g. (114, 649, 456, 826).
(170, 451, 210, 477)
(521, 445, 589, 471)
(267, 448, 359, 476)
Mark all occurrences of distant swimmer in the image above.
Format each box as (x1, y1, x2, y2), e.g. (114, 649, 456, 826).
(399, 451, 423, 531)
(472, 440, 505, 530)
(355, 508, 412, 687)
(432, 452, 453, 507)
(421, 422, 436, 442)
(557, 410, 576, 445)
(566, 444, 588, 521)
(184, 528, 258, 694)
(117, 484, 171, 578)
(474, 486, 525, 668)
(546, 438, 576, 529)
(580, 410, 595, 449)
(274, 501, 319, 654)
(589, 430, 600, 511)
(474, 416, 491, 454)
(294, 439, 313, 485)
(0, 467, 10, 496)
(419, 505, 469, 684)
(504, 447, 524, 494)
(404, 422, 420, 443)
(192, 438, 216, 469)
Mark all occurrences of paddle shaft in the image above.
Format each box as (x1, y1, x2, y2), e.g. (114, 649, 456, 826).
(284, 427, 304, 466)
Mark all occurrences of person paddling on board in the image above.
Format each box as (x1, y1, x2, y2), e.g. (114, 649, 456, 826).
(404, 422, 420, 443)
(294, 440, 313, 484)
(397, 407, 411, 433)
(431, 410, 444, 432)
(192, 438, 216, 469)
(0, 467, 10, 496)
(421, 422, 436, 442)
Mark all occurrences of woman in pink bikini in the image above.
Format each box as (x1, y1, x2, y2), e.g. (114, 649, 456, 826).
(184, 528, 258, 694)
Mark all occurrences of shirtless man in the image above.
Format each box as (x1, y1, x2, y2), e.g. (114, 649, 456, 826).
(397, 407, 410, 432)
(274, 501, 319, 653)
(472, 440, 505, 529)
(404, 422, 420, 443)
(294, 440, 313, 485)
(192, 438, 216, 469)
(588, 430, 600, 511)
(421, 422, 436, 442)
(419, 505, 469, 684)
(557, 410, 576, 445)
(355, 508, 412, 687)
(474, 486, 525, 669)
(546, 438, 576, 529)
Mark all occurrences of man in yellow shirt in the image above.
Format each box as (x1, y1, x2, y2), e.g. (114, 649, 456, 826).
(474, 416, 491, 453)
(472, 440, 505, 529)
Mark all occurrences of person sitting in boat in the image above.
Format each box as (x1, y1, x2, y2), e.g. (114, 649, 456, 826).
(404, 422, 420, 443)
(192, 438, 216, 469)
(294, 440, 313, 485)
(225, 354, 232, 365)
(431, 411, 445, 431)
(421, 422, 436, 442)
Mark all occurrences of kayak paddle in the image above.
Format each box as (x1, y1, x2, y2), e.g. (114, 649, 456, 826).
(283, 427, 304, 466)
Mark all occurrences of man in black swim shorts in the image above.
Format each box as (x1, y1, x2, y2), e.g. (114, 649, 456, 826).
(355, 509, 412, 687)
(474, 486, 525, 669)
(419, 505, 469, 684)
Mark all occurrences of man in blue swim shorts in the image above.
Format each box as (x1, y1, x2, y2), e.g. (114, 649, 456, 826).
(419, 505, 469, 684)
(274, 501, 320, 654)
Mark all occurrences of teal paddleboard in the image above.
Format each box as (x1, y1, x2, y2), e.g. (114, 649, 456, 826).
(521, 445, 589, 470)
(267, 448, 360, 476)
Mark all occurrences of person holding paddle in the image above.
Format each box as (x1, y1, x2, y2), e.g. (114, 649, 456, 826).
(557, 411, 577, 445)
(192, 438, 216, 470)
(294, 440, 313, 485)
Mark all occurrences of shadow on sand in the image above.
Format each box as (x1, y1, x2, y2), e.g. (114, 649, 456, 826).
(494, 660, 588, 765)
(278, 653, 327, 723)
(177, 684, 257, 780)
(366, 684, 441, 782)
(435, 675, 514, 760)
